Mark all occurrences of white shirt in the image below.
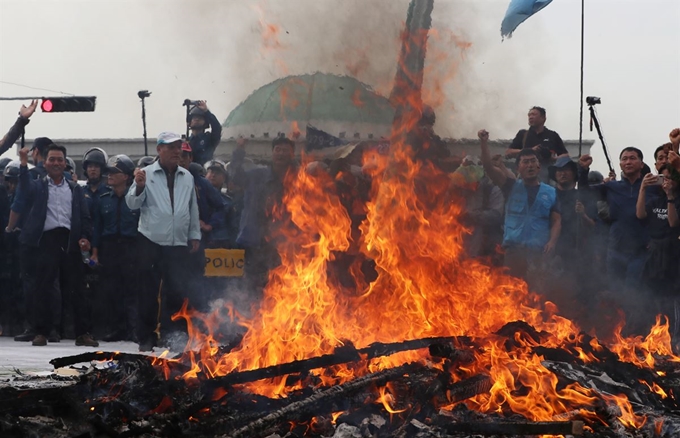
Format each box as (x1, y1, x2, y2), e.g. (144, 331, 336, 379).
(43, 177, 72, 231)
(125, 161, 200, 246)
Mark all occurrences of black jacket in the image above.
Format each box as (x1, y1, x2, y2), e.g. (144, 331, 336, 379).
(18, 165, 91, 251)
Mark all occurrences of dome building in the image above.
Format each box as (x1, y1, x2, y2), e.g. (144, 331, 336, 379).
(218, 72, 394, 161)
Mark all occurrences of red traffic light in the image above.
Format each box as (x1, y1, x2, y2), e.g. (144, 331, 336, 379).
(41, 99, 54, 112)
(39, 96, 96, 113)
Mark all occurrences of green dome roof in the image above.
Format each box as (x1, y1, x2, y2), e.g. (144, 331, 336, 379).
(223, 73, 394, 135)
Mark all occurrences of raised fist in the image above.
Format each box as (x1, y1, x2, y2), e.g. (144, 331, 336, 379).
(19, 147, 30, 165)
(19, 100, 38, 119)
(477, 129, 489, 141)
(578, 154, 593, 169)
(669, 128, 680, 149)
(134, 168, 146, 188)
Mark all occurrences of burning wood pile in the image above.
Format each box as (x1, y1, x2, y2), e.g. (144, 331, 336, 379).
(2, 319, 680, 438)
(3, 2, 679, 437)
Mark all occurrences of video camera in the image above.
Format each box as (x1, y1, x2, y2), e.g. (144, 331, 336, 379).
(138, 90, 151, 99)
(183, 99, 200, 107)
(586, 96, 601, 106)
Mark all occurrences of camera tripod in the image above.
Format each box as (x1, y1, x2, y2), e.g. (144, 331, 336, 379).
(588, 102, 614, 174)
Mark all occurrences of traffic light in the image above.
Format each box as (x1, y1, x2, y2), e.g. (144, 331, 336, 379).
(40, 96, 96, 113)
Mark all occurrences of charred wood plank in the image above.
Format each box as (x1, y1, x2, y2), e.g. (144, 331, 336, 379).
(444, 420, 584, 436)
(49, 351, 180, 370)
(206, 336, 458, 388)
(447, 374, 492, 403)
(223, 363, 423, 438)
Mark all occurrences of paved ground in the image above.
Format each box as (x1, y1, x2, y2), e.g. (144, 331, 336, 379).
(0, 337, 175, 377)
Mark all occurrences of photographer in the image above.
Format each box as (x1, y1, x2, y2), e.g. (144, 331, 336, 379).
(505, 106, 568, 183)
(636, 165, 680, 342)
(186, 100, 222, 165)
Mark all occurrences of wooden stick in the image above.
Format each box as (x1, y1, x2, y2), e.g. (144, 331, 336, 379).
(444, 420, 585, 436)
(49, 351, 181, 371)
(223, 363, 423, 438)
(206, 336, 457, 388)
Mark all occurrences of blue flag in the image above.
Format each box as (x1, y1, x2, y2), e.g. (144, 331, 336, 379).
(501, 0, 554, 38)
(305, 125, 348, 152)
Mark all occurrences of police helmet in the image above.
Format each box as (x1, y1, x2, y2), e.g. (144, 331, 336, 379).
(0, 157, 12, 174)
(3, 161, 20, 180)
(188, 162, 206, 177)
(106, 155, 135, 176)
(187, 106, 208, 129)
(588, 170, 604, 185)
(82, 147, 108, 170)
(204, 159, 226, 174)
(137, 156, 156, 168)
(65, 157, 76, 173)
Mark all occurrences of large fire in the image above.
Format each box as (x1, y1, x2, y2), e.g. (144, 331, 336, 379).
(170, 9, 680, 434)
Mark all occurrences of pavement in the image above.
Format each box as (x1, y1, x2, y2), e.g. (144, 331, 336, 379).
(0, 337, 175, 377)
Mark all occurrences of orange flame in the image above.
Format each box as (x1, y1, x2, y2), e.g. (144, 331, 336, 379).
(611, 315, 680, 368)
(601, 393, 647, 429)
(162, 16, 670, 429)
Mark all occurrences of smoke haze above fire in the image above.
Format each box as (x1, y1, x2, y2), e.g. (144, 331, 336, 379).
(0, 0, 678, 173)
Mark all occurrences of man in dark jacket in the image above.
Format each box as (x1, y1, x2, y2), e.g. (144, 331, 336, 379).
(91, 155, 140, 342)
(17, 144, 98, 347)
(187, 100, 222, 165)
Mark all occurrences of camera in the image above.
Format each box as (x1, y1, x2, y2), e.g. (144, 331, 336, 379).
(586, 96, 601, 105)
(183, 99, 200, 107)
(138, 90, 151, 99)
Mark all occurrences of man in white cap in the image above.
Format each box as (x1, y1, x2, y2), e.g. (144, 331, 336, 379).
(126, 132, 201, 351)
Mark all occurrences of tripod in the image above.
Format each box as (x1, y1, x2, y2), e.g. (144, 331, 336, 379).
(588, 103, 614, 174)
(138, 90, 151, 156)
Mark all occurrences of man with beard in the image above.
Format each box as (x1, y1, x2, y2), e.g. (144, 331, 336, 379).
(17, 144, 97, 347)
(479, 129, 561, 291)
(126, 132, 200, 352)
(237, 136, 298, 299)
(187, 101, 222, 165)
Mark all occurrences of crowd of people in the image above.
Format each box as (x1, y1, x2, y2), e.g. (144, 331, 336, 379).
(1, 98, 679, 352)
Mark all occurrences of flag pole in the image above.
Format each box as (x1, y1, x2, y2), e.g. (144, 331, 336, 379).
(578, 0, 585, 157)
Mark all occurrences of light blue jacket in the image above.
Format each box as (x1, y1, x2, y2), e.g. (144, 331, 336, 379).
(126, 161, 201, 246)
(503, 180, 556, 248)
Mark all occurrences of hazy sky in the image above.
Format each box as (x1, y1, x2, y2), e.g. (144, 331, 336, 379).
(1, 0, 678, 173)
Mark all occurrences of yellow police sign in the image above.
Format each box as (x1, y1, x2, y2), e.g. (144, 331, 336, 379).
(204, 249, 245, 277)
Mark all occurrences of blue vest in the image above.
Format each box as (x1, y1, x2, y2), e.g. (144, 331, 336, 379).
(503, 180, 556, 248)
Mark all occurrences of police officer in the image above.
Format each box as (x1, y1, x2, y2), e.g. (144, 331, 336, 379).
(0, 158, 12, 185)
(81, 147, 111, 337)
(1, 162, 22, 336)
(91, 155, 140, 342)
(82, 147, 111, 213)
(180, 143, 224, 310)
(65, 157, 78, 183)
(187, 101, 222, 165)
(204, 160, 234, 248)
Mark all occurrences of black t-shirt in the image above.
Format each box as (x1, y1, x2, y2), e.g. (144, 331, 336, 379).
(644, 188, 680, 240)
(509, 127, 567, 164)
